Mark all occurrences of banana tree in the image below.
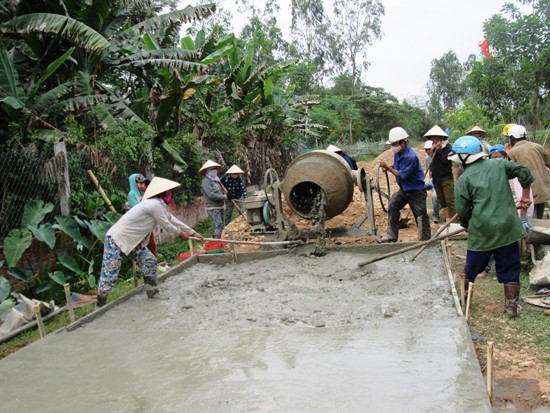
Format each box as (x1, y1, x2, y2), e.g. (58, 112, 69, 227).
(0, 2, 217, 143)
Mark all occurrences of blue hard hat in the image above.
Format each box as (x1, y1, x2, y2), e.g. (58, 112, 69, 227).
(489, 144, 506, 156)
(452, 136, 483, 155)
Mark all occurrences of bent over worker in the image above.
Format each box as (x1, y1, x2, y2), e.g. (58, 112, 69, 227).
(450, 136, 534, 318)
(379, 126, 431, 242)
(96, 177, 205, 308)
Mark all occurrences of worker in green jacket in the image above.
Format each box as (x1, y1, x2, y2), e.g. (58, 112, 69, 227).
(449, 136, 534, 318)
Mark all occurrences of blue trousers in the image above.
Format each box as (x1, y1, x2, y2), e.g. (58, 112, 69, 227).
(464, 242, 520, 284)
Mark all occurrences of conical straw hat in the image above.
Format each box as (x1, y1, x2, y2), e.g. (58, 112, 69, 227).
(226, 165, 244, 174)
(424, 125, 449, 138)
(199, 160, 223, 174)
(466, 125, 486, 135)
(326, 144, 341, 152)
(143, 177, 180, 199)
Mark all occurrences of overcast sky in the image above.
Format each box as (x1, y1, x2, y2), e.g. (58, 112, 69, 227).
(190, 0, 512, 102)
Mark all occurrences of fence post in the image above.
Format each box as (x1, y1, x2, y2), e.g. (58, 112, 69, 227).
(54, 142, 71, 216)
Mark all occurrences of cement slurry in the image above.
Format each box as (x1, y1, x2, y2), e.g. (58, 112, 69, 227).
(0, 245, 492, 412)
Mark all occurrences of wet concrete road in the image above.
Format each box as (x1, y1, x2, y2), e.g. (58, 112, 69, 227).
(0, 245, 492, 412)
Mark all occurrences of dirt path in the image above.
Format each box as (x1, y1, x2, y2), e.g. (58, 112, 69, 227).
(223, 146, 549, 412)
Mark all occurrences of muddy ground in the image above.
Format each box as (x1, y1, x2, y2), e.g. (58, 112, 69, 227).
(222, 146, 549, 412)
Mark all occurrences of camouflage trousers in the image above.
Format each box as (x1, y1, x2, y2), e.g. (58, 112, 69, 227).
(98, 235, 157, 296)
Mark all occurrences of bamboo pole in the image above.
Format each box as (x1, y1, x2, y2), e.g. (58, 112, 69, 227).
(411, 214, 459, 261)
(487, 341, 494, 401)
(87, 170, 116, 212)
(34, 305, 46, 338)
(63, 283, 75, 323)
(465, 282, 474, 322)
(192, 237, 305, 246)
(357, 228, 466, 267)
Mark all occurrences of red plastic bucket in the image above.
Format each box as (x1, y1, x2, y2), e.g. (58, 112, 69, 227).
(177, 252, 193, 262)
(204, 241, 225, 254)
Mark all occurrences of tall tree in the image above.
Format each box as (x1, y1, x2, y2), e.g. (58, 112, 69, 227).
(426, 50, 466, 122)
(330, 0, 384, 96)
(289, 0, 331, 84)
(468, 0, 550, 130)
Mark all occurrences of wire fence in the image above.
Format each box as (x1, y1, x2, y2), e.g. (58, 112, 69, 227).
(0, 148, 60, 238)
(0, 144, 198, 241)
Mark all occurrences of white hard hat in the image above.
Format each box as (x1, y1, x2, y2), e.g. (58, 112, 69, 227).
(199, 160, 223, 174)
(386, 127, 409, 144)
(226, 165, 244, 174)
(423, 140, 433, 149)
(326, 144, 341, 152)
(508, 125, 527, 140)
(423, 125, 448, 138)
(143, 177, 180, 199)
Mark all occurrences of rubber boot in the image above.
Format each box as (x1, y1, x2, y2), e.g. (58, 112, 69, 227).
(96, 294, 107, 309)
(503, 282, 520, 318)
(144, 277, 159, 299)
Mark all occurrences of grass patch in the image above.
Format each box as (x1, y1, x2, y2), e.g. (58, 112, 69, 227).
(462, 270, 550, 376)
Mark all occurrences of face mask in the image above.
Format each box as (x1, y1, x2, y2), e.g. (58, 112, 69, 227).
(391, 145, 401, 154)
(206, 169, 218, 177)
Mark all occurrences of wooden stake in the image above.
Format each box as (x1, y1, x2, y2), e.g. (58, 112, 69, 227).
(465, 282, 474, 322)
(357, 228, 466, 267)
(411, 214, 458, 261)
(188, 238, 194, 256)
(63, 283, 75, 323)
(87, 170, 116, 212)
(34, 305, 46, 338)
(460, 274, 465, 308)
(228, 232, 238, 263)
(487, 341, 494, 401)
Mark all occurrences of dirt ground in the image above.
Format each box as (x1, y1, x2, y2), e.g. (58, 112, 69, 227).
(223, 145, 550, 412)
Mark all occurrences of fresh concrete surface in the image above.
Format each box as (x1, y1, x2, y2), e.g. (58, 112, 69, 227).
(0, 244, 492, 412)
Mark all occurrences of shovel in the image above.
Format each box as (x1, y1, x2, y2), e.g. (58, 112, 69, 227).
(398, 208, 411, 228)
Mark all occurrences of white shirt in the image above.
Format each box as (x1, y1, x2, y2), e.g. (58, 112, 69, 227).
(107, 198, 193, 255)
(510, 178, 534, 218)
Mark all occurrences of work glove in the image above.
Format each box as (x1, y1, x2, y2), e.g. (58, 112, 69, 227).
(520, 215, 530, 230)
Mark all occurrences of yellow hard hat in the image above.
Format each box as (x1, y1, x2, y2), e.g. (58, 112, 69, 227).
(503, 123, 517, 136)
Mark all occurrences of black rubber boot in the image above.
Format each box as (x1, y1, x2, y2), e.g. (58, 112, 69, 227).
(504, 282, 520, 318)
(144, 277, 159, 299)
(96, 294, 107, 309)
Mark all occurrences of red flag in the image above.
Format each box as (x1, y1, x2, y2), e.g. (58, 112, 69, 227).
(479, 39, 492, 59)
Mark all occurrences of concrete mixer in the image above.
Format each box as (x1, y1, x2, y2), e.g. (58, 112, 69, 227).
(243, 150, 380, 241)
